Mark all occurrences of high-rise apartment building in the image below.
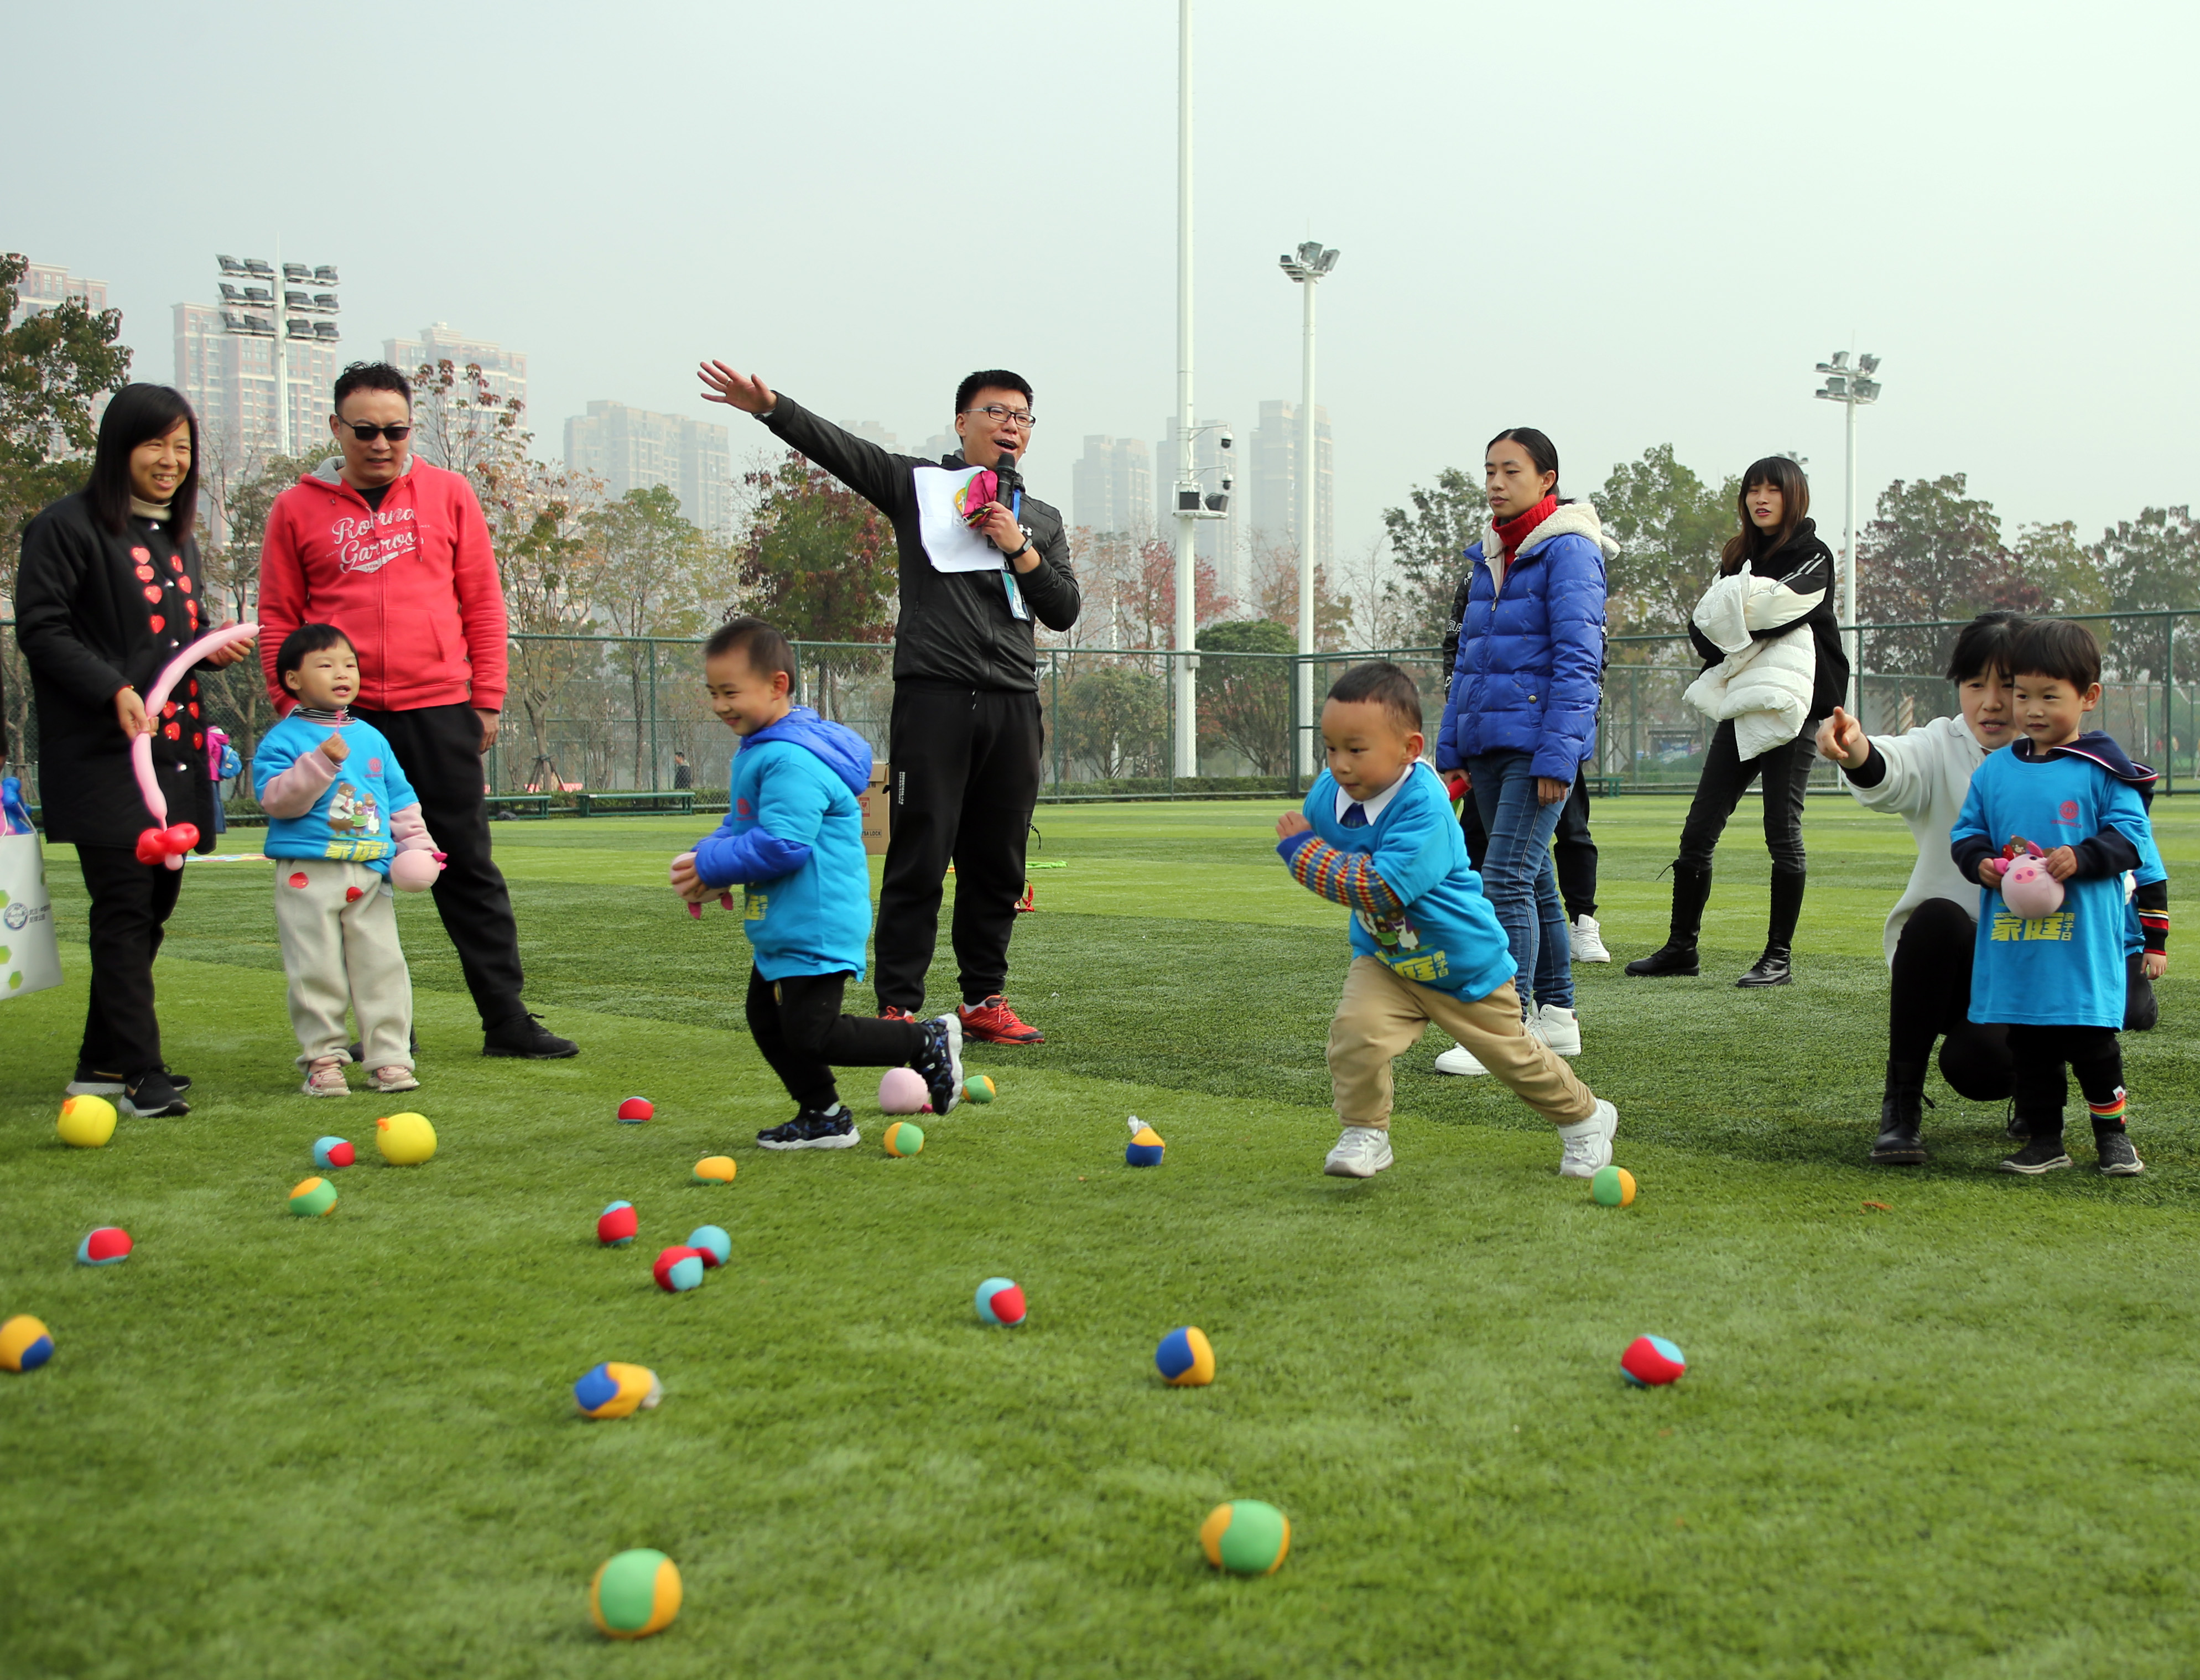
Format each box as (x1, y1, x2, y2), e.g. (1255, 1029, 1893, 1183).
(564, 401, 734, 534)
(1072, 436, 1153, 537)
(173, 303, 342, 467)
(1155, 418, 1242, 599)
(1249, 399, 1334, 576)
(8, 261, 109, 328)
(383, 324, 528, 413)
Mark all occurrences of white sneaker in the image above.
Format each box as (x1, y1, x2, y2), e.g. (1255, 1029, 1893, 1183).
(1324, 1126, 1395, 1178)
(1556, 1099, 1618, 1178)
(1537, 1004, 1582, 1057)
(1433, 1042, 1489, 1076)
(1570, 914, 1612, 964)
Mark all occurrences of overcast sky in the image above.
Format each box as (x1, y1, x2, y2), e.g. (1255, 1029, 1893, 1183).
(13, 0, 2196, 560)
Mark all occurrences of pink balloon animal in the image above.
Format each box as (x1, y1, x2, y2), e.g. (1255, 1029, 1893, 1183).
(133, 622, 259, 869)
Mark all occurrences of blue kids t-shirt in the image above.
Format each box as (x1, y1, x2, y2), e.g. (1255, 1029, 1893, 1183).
(252, 712, 419, 877)
(1950, 746, 2165, 1028)
(1284, 761, 1520, 1001)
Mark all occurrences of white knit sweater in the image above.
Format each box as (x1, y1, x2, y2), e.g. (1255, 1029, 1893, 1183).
(1839, 711, 1989, 965)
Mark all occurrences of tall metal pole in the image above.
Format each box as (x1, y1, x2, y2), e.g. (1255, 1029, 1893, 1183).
(1843, 396, 1859, 717)
(1296, 275, 1318, 777)
(272, 238, 291, 456)
(1172, 0, 1199, 778)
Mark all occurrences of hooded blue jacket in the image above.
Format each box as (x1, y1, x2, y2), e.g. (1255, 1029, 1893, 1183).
(690, 707, 876, 981)
(1436, 503, 1612, 782)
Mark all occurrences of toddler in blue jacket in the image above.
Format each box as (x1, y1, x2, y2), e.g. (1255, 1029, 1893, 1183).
(670, 617, 964, 1150)
(1277, 663, 1618, 1180)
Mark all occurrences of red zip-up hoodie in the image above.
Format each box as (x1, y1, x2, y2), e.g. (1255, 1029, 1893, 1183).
(257, 457, 508, 714)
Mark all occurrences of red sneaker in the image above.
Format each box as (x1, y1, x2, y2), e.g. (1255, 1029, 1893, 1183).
(877, 1005, 918, 1023)
(958, 994, 1044, 1046)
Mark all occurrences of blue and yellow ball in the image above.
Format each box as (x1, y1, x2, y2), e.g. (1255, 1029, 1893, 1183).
(1591, 1164, 1636, 1207)
(589, 1548, 681, 1639)
(1201, 1500, 1291, 1574)
(574, 1361, 663, 1420)
(288, 1176, 338, 1218)
(975, 1276, 1026, 1325)
(1156, 1325, 1214, 1386)
(1126, 1123, 1165, 1167)
(883, 1120, 925, 1157)
(1, 1314, 54, 1373)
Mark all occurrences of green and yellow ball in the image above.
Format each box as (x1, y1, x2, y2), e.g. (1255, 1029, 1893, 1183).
(590, 1548, 681, 1639)
(883, 1120, 925, 1157)
(289, 1176, 338, 1218)
(56, 1094, 117, 1148)
(1201, 1500, 1291, 1575)
(963, 1074, 996, 1104)
(1591, 1164, 1636, 1208)
(691, 1155, 737, 1185)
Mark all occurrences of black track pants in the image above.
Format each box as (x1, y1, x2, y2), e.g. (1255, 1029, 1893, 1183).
(745, 965, 929, 1112)
(1460, 768, 1598, 919)
(1888, 896, 2012, 1098)
(353, 703, 526, 1027)
(1676, 719, 1818, 875)
(2006, 1024, 2125, 1140)
(75, 844, 184, 1078)
(872, 682, 1043, 1011)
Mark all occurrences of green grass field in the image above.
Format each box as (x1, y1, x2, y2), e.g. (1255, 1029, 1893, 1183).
(5, 795, 2200, 1678)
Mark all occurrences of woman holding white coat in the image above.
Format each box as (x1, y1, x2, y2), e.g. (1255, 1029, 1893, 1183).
(1626, 457, 1848, 986)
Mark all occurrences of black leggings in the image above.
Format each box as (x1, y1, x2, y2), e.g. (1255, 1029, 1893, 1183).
(1676, 719, 1818, 875)
(1888, 897, 2012, 1099)
(76, 844, 185, 1078)
(744, 965, 927, 1114)
(1461, 767, 1599, 919)
(2007, 1027, 2125, 1141)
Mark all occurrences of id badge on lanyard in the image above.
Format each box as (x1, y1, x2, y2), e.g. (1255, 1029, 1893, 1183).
(1003, 489, 1030, 621)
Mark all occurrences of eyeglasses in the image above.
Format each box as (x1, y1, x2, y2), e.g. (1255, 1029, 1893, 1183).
(335, 421, 414, 443)
(961, 405, 1037, 430)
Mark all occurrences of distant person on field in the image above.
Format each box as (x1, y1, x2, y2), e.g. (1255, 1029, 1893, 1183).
(257, 360, 576, 1060)
(672, 749, 693, 790)
(254, 625, 444, 1098)
(1277, 662, 1619, 1182)
(1948, 618, 2163, 1177)
(698, 358, 1079, 1046)
(669, 617, 968, 1151)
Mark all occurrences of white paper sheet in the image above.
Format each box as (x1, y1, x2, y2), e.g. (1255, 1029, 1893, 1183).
(913, 464, 1012, 574)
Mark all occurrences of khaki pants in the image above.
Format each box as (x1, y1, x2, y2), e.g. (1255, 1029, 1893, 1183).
(1328, 956, 1595, 1130)
(272, 859, 414, 1070)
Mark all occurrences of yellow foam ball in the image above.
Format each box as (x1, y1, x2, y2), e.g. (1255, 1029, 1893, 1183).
(376, 1111, 436, 1165)
(57, 1095, 117, 1148)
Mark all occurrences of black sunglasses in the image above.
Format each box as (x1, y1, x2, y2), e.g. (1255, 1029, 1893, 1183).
(335, 421, 413, 442)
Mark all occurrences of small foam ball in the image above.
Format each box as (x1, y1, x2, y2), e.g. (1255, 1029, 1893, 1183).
(883, 1120, 925, 1158)
(1621, 1334, 1687, 1387)
(1591, 1164, 1637, 1208)
(589, 1548, 681, 1639)
(963, 1074, 996, 1104)
(1, 1314, 54, 1373)
(76, 1227, 132, 1266)
(879, 1067, 929, 1115)
(313, 1135, 356, 1170)
(1126, 1125, 1165, 1168)
(975, 1276, 1026, 1326)
(653, 1245, 705, 1293)
(617, 1096, 654, 1123)
(56, 1094, 117, 1148)
(691, 1156, 737, 1185)
(375, 1111, 436, 1165)
(288, 1176, 338, 1218)
(1156, 1325, 1214, 1386)
(685, 1225, 731, 1269)
(574, 1361, 663, 1421)
(1201, 1500, 1291, 1574)
(597, 1201, 638, 1247)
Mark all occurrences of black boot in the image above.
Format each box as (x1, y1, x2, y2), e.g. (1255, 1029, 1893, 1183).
(1737, 868, 1806, 987)
(1626, 862, 1710, 977)
(1870, 1059, 1929, 1163)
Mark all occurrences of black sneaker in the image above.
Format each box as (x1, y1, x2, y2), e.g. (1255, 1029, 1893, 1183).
(482, 1013, 579, 1059)
(119, 1069, 190, 1119)
(912, 1016, 965, 1116)
(2095, 1131, 2146, 1176)
(66, 1066, 127, 1096)
(1998, 1136, 2072, 1175)
(756, 1108, 860, 1151)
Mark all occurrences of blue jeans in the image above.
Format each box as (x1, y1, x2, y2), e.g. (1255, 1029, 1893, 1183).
(1465, 751, 1574, 1013)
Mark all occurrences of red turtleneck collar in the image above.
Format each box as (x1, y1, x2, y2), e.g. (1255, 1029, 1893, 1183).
(1494, 494, 1558, 557)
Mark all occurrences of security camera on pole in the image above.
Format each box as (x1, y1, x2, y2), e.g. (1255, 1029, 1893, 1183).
(1279, 241, 1339, 779)
(1812, 350, 1881, 718)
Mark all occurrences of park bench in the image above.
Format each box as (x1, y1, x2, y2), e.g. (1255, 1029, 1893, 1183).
(573, 790, 696, 818)
(485, 794, 553, 820)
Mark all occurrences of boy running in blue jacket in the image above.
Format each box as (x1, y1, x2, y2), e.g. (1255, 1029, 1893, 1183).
(670, 618, 963, 1150)
(1277, 663, 1618, 1179)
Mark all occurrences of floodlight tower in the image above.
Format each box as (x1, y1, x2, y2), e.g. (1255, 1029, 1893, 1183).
(1813, 350, 1881, 716)
(215, 246, 341, 455)
(1279, 240, 1339, 777)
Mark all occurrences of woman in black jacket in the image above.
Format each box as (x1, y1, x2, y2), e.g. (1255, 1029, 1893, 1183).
(14, 384, 249, 1116)
(1626, 456, 1849, 987)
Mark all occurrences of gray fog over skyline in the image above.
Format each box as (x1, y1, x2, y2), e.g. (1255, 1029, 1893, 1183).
(12, 0, 2196, 568)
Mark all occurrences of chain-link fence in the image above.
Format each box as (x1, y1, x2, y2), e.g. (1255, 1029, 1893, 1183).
(7, 612, 2198, 814)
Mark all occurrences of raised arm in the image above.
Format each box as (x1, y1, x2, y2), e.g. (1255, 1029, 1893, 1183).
(697, 361, 910, 516)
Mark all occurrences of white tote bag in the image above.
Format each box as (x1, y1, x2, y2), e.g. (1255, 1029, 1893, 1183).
(0, 830, 63, 1000)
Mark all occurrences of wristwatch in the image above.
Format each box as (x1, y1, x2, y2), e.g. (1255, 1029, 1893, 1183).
(1004, 537, 1033, 561)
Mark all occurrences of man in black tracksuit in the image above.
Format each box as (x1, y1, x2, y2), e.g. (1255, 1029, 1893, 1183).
(697, 360, 1079, 1043)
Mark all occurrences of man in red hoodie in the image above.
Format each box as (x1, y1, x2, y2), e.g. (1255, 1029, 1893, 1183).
(257, 361, 576, 1059)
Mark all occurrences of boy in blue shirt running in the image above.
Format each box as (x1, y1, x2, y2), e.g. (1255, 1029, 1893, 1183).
(670, 617, 964, 1150)
(1277, 663, 1618, 1180)
(1951, 618, 2164, 1176)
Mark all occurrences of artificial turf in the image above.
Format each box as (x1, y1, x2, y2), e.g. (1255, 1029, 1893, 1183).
(4, 795, 2199, 1678)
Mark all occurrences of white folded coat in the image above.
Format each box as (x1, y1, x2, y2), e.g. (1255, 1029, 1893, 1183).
(1683, 564, 1824, 761)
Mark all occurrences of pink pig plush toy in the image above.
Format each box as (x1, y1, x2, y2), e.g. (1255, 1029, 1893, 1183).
(1998, 839, 2065, 918)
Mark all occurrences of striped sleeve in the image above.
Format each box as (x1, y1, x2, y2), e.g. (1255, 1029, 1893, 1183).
(1280, 833, 1404, 917)
(2136, 877, 2169, 953)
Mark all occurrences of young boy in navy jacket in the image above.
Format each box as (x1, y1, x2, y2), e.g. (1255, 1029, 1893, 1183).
(1277, 663, 1619, 1179)
(1950, 618, 2165, 1176)
(670, 617, 964, 1150)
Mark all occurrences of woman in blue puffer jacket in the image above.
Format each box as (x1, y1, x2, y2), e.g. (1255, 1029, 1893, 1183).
(1434, 428, 1614, 1068)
